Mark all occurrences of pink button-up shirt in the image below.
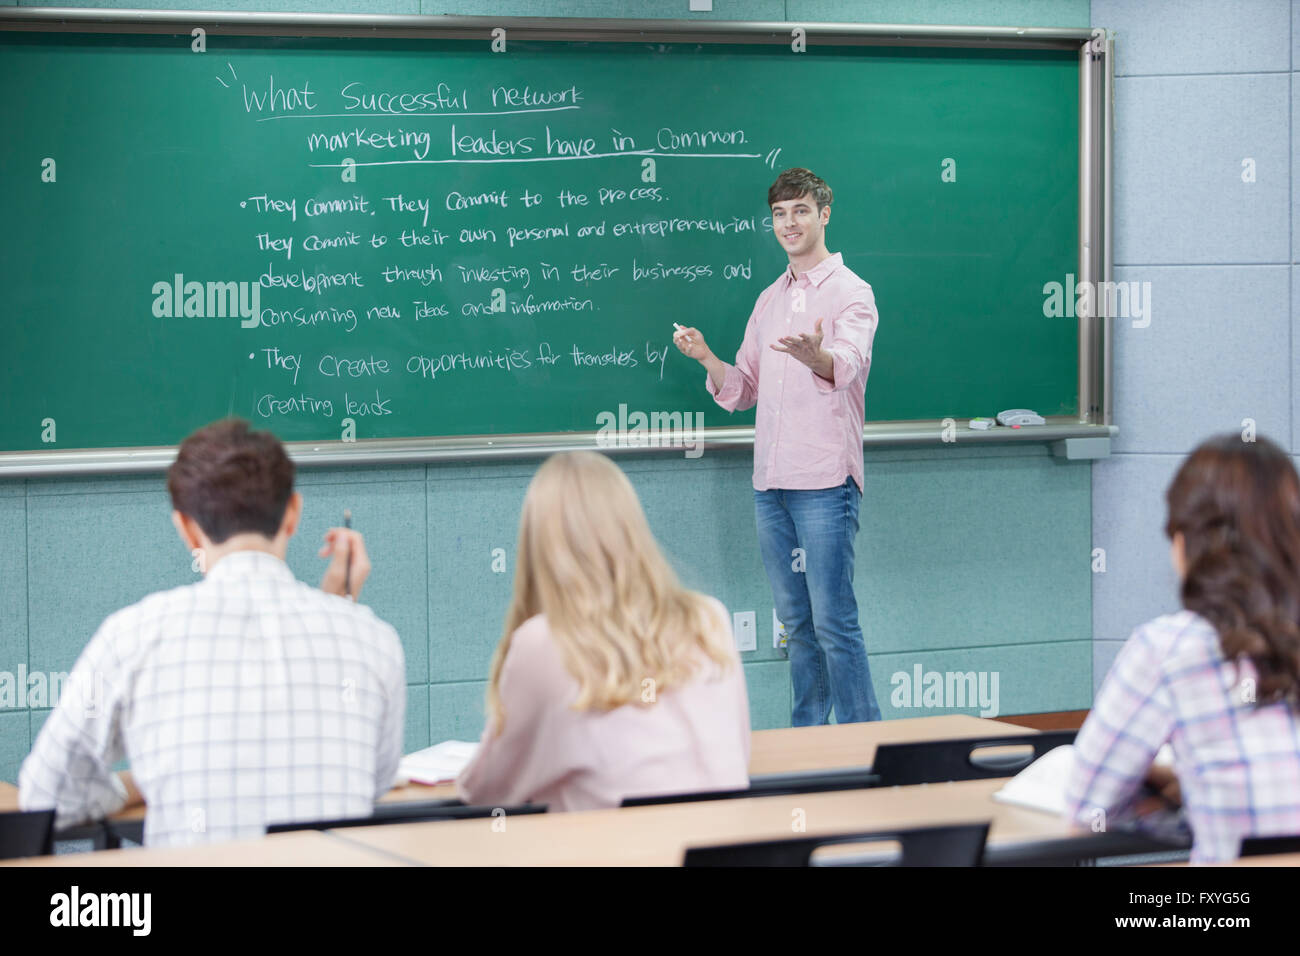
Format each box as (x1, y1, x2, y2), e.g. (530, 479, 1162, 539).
(708, 252, 878, 492)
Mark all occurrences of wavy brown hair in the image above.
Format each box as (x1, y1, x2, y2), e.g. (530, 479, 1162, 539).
(167, 418, 295, 543)
(768, 167, 832, 210)
(1165, 434, 1300, 704)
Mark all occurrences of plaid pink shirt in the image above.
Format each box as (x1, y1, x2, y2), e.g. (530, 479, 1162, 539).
(1066, 609, 1300, 863)
(707, 252, 878, 492)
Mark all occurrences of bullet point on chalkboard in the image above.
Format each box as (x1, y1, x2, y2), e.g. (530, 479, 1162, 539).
(240, 201, 246, 208)
(249, 353, 254, 359)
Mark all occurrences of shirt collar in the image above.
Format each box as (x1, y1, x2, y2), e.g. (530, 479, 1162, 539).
(786, 252, 843, 288)
(204, 549, 296, 584)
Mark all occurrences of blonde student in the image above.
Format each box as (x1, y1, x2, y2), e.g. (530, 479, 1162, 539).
(457, 451, 751, 810)
(1065, 434, 1300, 862)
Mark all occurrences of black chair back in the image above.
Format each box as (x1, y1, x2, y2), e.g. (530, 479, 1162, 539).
(872, 730, 1076, 787)
(0, 809, 56, 860)
(683, 822, 990, 867)
(621, 767, 880, 807)
(265, 801, 546, 833)
(1240, 834, 1300, 857)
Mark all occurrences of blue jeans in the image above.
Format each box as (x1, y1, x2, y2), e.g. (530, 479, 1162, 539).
(755, 479, 881, 725)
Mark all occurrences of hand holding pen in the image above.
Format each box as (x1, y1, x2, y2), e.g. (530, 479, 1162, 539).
(320, 510, 371, 601)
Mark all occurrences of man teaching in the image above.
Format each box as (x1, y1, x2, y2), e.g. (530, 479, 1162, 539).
(673, 167, 882, 725)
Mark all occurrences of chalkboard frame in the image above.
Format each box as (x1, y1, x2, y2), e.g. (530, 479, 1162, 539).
(0, 9, 1115, 476)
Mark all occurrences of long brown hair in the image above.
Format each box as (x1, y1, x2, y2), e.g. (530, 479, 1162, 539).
(485, 452, 735, 730)
(1166, 434, 1300, 704)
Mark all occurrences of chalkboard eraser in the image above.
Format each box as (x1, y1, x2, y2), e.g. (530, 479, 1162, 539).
(996, 408, 1046, 427)
(969, 417, 997, 430)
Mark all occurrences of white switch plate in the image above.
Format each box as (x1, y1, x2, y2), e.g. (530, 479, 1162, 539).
(773, 608, 785, 648)
(733, 610, 757, 652)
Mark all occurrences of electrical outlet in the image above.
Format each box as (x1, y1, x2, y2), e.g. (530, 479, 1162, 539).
(733, 610, 756, 652)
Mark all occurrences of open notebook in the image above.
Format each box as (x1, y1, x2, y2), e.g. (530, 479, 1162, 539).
(992, 743, 1174, 816)
(395, 740, 480, 786)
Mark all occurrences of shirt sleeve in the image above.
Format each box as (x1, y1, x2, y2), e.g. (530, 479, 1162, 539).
(372, 626, 407, 801)
(456, 623, 575, 808)
(1063, 622, 1176, 829)
(707, 293, 765, 413)
(813, 284, 879, 393)
(19, 618, 128, 829)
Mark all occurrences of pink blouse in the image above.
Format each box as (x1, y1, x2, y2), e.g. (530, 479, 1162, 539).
(457, 600, 752, 811)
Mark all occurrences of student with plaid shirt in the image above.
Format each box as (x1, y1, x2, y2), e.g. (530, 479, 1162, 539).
(19, 419, 405, 847)
(1066, 434, 1300, 863)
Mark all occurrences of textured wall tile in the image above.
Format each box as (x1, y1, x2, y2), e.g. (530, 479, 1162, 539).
(1111, 265, 1289, 454)
(0, 711, 29, 784)
(1113, 74, 1288, 265)
(1094, 0, 1290, 76)
(874, 640, 1092, 719)
(287, 479, 429, 683)
(1092, 453, 1183, 645)
(429, 679, 487, 743)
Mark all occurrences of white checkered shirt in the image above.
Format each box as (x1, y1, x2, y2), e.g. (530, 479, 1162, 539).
(19, 550, 406, 847)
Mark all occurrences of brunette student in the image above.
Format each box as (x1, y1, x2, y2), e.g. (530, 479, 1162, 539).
(457, 451, 751, 810)
(1065, 434, 1300, 863)
(19, 419, 405, 846)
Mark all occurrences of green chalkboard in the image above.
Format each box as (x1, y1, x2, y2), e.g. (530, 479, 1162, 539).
(0, 30, 1079, 453)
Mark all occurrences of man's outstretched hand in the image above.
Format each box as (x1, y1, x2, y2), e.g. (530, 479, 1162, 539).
(773, 318, 834, 382)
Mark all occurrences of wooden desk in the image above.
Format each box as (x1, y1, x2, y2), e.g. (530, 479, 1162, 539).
(1214, 852, 1300, 867)
(1158, 852, 1300, 867)
(3, 718, 1090, 866)
(103, 714, 1039, 823)
(6, 778, 1098, 867)
(1, 830, 412, 867)
(325, 777, 1077, 867)
(747, 715, 1036, 777)
(14, 714, 1043, 858)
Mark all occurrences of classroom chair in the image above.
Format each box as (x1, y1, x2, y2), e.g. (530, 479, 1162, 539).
(682, 822, 991, 867)
(0, 809, 56, 860)
(1239, 834, 1300, 857)
(620, 767, 880, 807)
(99, 798, 522, 846)
(871, 730, 1077, 787)
(265, 801, 547, 834)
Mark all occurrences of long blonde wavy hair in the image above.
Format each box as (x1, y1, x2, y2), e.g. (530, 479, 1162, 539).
(485, 451, 736, 730)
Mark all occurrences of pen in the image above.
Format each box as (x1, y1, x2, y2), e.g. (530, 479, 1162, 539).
(343, 509, 353, 600)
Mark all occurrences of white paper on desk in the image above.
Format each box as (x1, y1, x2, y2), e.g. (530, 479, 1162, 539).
(991, 743, 1174, 816)
(991, 744, 1075, 816)
(397, 740, 479, 785)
